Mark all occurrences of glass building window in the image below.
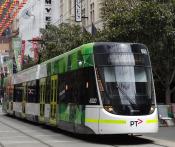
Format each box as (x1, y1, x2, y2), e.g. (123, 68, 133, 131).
(90, 2, 95, 23)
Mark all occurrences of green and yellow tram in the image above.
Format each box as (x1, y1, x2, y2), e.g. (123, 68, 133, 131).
(3, 42, 158, 134)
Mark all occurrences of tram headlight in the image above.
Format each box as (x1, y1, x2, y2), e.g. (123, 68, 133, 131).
(104, 105, 114, 113)
(149, 105, 155, 114)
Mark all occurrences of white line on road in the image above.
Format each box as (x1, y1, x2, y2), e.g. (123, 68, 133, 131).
(0, 135, 27, 139)
(47, 140, 74, 143)
(0, 130, 17, 133)
(2, 140, 39, 144)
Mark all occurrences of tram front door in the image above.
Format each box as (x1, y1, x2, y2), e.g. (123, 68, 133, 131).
(21, 83, 26, 118)
(39, 78, 46, 123)
(49, 75, 58, 126)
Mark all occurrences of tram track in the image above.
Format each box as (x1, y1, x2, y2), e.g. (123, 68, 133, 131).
(0, 117, 53, 147)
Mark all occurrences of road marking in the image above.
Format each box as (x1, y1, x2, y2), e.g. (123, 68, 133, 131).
(47, 140, 74, 143)
(0, 136, 26, 139)
(3, 140, 39, 144)
(0, 130, 17, 132)
(35, 134, 59, 137)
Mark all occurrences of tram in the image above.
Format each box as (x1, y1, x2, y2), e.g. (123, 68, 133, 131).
(3, 42, 158, 134)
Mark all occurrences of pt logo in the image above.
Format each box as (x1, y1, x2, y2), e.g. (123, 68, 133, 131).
(130, 119, 143, 127)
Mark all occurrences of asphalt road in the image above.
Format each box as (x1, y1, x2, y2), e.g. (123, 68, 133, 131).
(0, 106, 174, 147)
(142, 126, 175, 142)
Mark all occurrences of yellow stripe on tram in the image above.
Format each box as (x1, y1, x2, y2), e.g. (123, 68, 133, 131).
(85, 118, 126, 124)
(86, 118, 158, 124)
(146, 119, 158, 124)
(85, 119, 99, 123)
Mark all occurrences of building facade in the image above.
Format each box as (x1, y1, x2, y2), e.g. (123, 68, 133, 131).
(0, 37, 10, 53)
(16, 0, 103, 60)
(58, 0, 103, 32)
(17, 0, 59, 57)
(0, 0, 104, 73)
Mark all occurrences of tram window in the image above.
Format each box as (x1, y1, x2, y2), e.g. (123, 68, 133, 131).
(27, 81, 37, 103)
(65, 72, 74, 103)
(36, 80, 39, 103)
(14, 84, 23, 102)
(46, 77, 51, 103)
(75, 68, 98, 105)
(80, 68, 99, 105)
(58, 68, 98, 105)
(13, 86, 17, 102)
(58, 74, 66, 103)
(59, 71, 75, 103)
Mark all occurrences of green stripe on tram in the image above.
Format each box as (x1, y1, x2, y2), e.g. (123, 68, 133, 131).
(85, 118, 126, 124)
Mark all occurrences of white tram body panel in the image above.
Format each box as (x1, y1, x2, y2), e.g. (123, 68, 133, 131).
(85, 106, 100, 134)
(25, 103, 39, 116)
(98, 108, 158, 134)
(84, 106, 158, 134)
(44, 104, 50, 122)
(7, 102, 13, 115)
(13, 102, 22, 113)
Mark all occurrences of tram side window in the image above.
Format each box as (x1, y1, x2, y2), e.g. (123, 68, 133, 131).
(58, 68, 99, 105)
(46, 77, 51, 103)
(77, 68, 99, 105)
(14, 84, 23, 102)
(58, 74, 66, 103)
(59, 71, 76, 104)
(27, 81, 38, 103)
(64, 71, 74, 103)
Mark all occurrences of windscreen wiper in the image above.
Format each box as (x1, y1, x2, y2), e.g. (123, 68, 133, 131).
(116, 83, 135, 106)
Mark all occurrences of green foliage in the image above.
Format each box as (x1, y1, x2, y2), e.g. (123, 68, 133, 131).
(39, 23, 95, 62)
(101, 0, 175, 104)
(101, 0, 174, 42)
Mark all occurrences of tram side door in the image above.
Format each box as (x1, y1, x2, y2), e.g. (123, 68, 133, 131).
(49, 75, 58, 125)
(21, 83, 26, 118)
(39, 78, 46, 123)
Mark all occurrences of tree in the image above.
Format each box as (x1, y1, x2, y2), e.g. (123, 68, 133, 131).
(39, 23, 95, 62)
(101, 0, 175, 104)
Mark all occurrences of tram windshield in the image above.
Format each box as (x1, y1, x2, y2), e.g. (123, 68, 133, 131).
(94, 43, 155, 116)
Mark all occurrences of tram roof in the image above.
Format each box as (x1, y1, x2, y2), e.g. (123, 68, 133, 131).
(13, 42, 148, 84)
